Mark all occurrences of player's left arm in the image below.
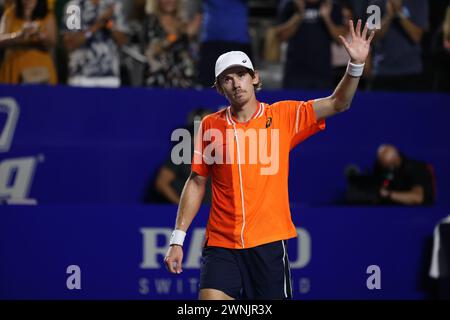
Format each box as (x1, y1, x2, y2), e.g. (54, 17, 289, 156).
(313, 19, 375, 121)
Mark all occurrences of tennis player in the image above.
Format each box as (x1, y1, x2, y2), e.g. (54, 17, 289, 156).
(165, 19, 374, 300)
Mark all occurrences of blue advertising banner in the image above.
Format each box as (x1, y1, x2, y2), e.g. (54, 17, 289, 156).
(0, 85, 449, 206)
(0, 205, 446, 299)
(0, 85, 448, 300)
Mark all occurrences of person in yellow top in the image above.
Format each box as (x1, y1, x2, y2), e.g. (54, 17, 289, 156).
(0, 0, 57, 84)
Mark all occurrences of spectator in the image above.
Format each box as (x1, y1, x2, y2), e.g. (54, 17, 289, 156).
(0, 0, 18, 65)
(143, 0, 198, 88)
(63, 0, 128, 88)
(331, 0, 354, 86)
(431, 4, 450, 92)
(345, 144, 436, 206)
(196, 0, 252, 87)
(118, 0, 146, 87)
(154, 108, 212, 204)
(0, 0, 57, 84)
(275, 0, 346, 90)
(369, 0, 428, 91)
(0, 0, 15, 15)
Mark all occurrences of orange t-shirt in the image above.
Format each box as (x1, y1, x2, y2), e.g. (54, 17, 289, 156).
(192, 100, 325, 249)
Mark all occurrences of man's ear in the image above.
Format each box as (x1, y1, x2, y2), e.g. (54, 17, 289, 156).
(252, 71, 260, 85)
(215, 84, 224, 95)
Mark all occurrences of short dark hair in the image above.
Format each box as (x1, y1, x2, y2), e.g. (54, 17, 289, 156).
(213, 69, 262, 95)
(15, 0, 48, 20)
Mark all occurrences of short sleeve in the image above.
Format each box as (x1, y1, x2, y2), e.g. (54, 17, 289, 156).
(405, 161, 434, 204)
(278, 100, 326, 149)
(191, 118, 210, 177)
(407, 162, 428, 187)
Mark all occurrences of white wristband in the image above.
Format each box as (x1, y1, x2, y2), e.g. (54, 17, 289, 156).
(169, 229, 186, 246)
(346, 60, 365, 77)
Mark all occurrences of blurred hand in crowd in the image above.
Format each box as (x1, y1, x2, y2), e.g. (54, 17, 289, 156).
(294, 0, 305, 15)
(319, 0, 333, 19)
(387, 0, 403, 16)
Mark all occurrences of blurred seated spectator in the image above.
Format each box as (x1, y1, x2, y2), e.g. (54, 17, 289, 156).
(153, 108, 212, 204)
(0, 0, 57, 84)
(431, 4, 450, 92)
(143, 0, 198, 88)
(369, 0, 428, 92)
(345, 144, 436, 205)
(63, 0, 128, 88)
(275, 0, 345, 90)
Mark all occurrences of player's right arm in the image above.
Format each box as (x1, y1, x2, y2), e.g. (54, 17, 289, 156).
(164, 171, 207, 274)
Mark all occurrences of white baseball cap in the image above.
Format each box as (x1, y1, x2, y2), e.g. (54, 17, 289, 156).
(214, 51, 254, 78)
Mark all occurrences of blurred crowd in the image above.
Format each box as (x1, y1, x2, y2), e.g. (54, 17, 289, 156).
(0, 0, 448, 91)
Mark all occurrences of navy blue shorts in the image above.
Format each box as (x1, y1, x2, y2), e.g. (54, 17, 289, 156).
(199, 240, 293, 300)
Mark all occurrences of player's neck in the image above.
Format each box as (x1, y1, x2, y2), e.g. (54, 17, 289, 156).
(230, 96, 258, 123)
